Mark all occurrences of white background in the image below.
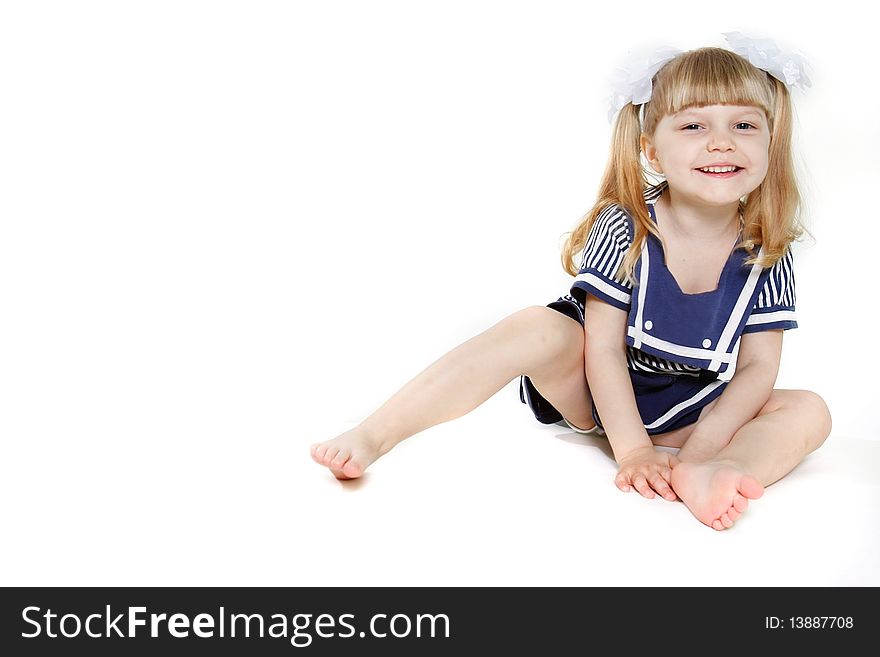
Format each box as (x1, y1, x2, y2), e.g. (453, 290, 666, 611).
(1, 1, 877, 587)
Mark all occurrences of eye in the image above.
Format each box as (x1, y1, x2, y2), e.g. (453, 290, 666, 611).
(682, 122, 757, 131)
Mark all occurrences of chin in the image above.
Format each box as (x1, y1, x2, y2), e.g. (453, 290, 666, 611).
(700, 191, 746, 205)
(692, 182, 748, 200)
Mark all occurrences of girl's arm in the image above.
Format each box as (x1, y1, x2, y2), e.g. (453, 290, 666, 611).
(584, 295, 678, 500)
(583, 294, 651, 460)
(676, 329, 783, 463)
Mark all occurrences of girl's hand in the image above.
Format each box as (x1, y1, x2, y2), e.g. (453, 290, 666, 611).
(614, 446, 680, 501)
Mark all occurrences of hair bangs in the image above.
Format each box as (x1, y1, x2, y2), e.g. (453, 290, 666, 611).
(644, 48, 775, 135)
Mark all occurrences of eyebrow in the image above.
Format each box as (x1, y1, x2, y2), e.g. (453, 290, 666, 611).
(676, 108, 764, 120)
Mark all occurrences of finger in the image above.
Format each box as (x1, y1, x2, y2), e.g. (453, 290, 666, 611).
(660, 467, 678, 497)
(649, 472, 677, 501)
(615, 472, 632, 493)
(657, 465, 675, 485)
(631, 473, 655, 499)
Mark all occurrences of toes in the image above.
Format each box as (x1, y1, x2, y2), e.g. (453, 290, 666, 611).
(711, 519, 724, 531)
(727, 507, 741, 522)
(719, 512, 734, 528)
(342, 460, 365, 478)
(732, 493, 749, 513)
(311, 434, 372, 480)
(330, 467, 354, 481)
(311, 444, 326, 463)
(330, 447, 351, 468)
(323, 446, 341, 464)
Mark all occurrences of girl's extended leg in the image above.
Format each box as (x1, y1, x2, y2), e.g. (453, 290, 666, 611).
(310, 306, 595, 479)
(670, 389, 832, 530)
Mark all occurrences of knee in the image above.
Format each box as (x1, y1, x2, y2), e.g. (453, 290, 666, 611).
(792, 390, 832, 449)
(526, 305, 581, 350)
(506, 305, 582, 359)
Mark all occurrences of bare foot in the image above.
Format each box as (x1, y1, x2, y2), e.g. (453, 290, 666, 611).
(670, 460, 764, 531)
(310, 427, 389, 480)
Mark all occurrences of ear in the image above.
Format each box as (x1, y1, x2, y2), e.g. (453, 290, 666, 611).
(640, 133, 663, 175)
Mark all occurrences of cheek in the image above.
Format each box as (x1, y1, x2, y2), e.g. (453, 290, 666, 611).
(751, 158, 770, 179)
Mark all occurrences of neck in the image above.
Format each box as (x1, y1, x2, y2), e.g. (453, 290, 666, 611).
(658, 188, 742, 240)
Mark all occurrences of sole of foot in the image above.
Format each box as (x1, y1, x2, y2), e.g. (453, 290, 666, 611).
(671, 461, 764, 531)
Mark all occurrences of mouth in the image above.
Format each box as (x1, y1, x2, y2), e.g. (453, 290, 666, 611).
(695, 167, 744, 179)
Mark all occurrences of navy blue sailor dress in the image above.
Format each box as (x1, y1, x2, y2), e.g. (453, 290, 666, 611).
(520, 181, 798, 436)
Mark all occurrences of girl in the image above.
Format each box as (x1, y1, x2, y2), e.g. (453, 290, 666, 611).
(310, 40, 832, 531)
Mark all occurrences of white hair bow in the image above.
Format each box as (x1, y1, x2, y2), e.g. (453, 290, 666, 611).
(721, 31, 812, 92)
(605, 44, 683, 124)
(605, 32, 813, 124)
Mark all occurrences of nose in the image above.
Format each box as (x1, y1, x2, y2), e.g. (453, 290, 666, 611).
(708, 131, 736, 151)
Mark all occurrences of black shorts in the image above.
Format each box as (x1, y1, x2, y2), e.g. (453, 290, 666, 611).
(519, 297, 728, 436)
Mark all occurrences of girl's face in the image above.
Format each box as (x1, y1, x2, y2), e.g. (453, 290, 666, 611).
(640, 104, 771, 207)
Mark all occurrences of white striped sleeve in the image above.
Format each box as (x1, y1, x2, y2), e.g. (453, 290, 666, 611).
(744, 246, 798, 332)
(570, 205, 633, 311)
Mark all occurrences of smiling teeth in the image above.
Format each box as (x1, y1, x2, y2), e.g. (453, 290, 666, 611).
(699, 166, 738, 173)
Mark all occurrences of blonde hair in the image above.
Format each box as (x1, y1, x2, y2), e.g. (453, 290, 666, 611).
(561, 46, 807, 284)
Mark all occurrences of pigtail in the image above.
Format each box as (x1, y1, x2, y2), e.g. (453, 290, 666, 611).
(560, 102, 657, 285)
(738, 75, 805, 265)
